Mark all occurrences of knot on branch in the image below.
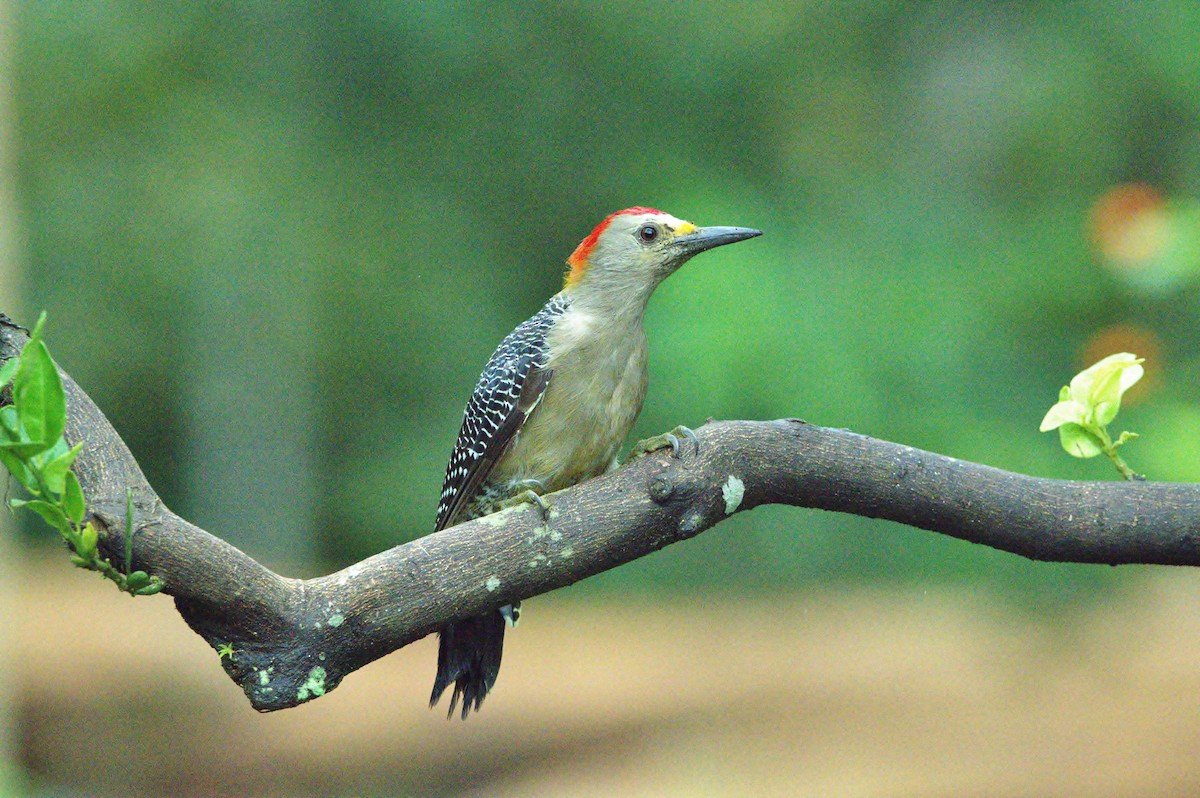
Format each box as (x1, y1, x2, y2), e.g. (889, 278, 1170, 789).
(647, 474, 675, 504)
(643, 448, 705, 508)
(638, 445, 729, 543)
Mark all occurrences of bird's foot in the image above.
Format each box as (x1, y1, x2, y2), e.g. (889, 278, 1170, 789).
(630, 425, 699, 460)
(500, 479, 551, 518)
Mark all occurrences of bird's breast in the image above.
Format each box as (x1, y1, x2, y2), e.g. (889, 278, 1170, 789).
(494, 312, 649, 491)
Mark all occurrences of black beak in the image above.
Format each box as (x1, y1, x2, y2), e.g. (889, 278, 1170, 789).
(674, 226, 763, 256)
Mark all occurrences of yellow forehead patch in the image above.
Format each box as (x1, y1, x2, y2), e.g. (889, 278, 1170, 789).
(674, 221, 697, 235)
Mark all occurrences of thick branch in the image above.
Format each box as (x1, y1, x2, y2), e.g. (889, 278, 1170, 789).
(3, 318, 1198, 711)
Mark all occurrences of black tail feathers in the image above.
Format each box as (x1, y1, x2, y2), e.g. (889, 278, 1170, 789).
(430, 611, 506, 719)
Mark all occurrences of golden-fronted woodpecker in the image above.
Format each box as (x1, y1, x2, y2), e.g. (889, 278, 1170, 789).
(430, 207, 762, 717)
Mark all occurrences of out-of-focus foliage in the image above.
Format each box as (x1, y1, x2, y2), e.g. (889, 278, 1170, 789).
(12, 1, 1200, 597)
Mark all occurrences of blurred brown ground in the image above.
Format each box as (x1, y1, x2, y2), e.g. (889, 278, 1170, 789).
(10, 548, 1200, 797)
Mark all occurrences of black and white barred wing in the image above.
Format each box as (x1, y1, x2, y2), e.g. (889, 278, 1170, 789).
(433, 294, 570, 532)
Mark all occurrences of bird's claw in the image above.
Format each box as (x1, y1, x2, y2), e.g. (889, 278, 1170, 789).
(630, 425, 699, 460)
(512, 478, 546, 493)
(519, 489, 550, 514)
(675, 425, 699, 455)
(500, 479, 552, 519)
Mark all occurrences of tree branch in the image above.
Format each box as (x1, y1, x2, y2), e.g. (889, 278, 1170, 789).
(3, 318, 1198, 711)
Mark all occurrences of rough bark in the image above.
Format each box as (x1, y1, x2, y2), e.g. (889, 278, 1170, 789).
(2, 318, 1197, 711)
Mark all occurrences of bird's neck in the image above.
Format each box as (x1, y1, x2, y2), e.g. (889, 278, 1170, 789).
(561, 277, 657, 329)
(548, 286, 650, 366)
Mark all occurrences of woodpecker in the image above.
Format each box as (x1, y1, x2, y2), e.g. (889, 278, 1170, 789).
(429, 207, 761, 718)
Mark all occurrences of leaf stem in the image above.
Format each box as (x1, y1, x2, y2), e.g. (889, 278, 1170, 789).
(1096, 427, 1142, 481)
(125, 487, 134, 575)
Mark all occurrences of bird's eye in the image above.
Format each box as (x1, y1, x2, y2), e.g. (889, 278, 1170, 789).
(637, 224, 659, 244)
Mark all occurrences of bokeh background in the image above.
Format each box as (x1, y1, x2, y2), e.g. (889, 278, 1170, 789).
(4, 1, 1200, 796)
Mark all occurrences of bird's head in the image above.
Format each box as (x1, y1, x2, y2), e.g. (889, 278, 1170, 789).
(563, 208, 761, 299)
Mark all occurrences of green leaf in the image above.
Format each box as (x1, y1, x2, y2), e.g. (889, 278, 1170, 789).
(0, 405, 20, 441)
(1090, 366, 1134, 427)
(41, 442, 83, 495)
(125, 571, 150, 591)
(1058, 422, 1105, 458)
(1114, 430, 1140, 448)
(0, 447, 34, 492)
(63, 470, 86, 523)
(75, 522, 98, 560)
(29, 436, 72, 478)
(0, 439, 53, 458)
(28, 311, 46, 342)
(11, 498, 71, 533)
(14, 338, 65, 448)
(1066, 352, 1144, 426)
(0, 356, 17, 390)
(134, 580, 165, 596)
(1039, 399, 1087, 432)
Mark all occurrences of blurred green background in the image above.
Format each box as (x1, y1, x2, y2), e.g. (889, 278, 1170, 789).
(13, 0, 1200, 593)
(6, 1, 1200, 795)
